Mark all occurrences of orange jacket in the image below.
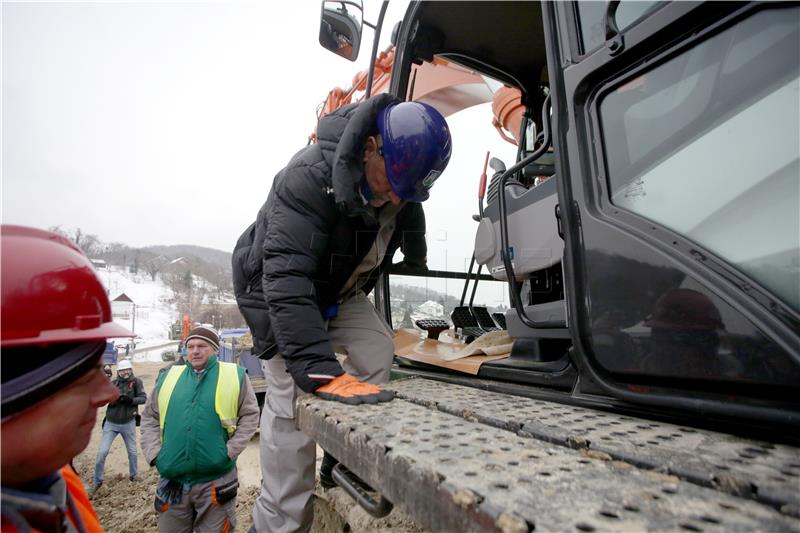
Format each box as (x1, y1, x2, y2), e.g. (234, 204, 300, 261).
(1, 465, 103, 533)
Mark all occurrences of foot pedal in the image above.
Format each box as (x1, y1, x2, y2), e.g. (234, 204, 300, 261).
(451, 306, 480, 329)
(492, 312, 507, 329)
(452, 306, 492, 342)
(415, 319, 449, 340)
(472, 307, 499, 331)
(332, 464, 393, 518)
(458, 326, 486, 343)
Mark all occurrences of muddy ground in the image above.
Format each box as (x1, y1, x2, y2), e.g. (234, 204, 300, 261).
(73, 361, 422, 532)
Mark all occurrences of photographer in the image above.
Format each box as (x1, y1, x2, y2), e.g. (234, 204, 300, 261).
(90, 359, 146, 496)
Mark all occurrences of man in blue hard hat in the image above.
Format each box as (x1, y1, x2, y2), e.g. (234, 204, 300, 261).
(232, 93, 451, 532)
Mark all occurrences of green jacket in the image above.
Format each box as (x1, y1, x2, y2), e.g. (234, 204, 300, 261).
(152, 356, 245, 484)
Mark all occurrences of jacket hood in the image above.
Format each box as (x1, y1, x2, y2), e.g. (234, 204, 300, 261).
(315, 93, 399, 212)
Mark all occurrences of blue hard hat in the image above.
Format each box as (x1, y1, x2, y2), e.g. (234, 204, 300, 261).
(376, 102, 452, 202)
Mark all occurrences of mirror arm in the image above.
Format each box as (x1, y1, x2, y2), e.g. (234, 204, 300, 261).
(604, 0, 625, 55)
(604, 0, 621, 39)
(364, 0, 389, 98)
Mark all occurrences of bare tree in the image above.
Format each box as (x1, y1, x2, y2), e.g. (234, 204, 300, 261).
(47, 226, 101, 257)
(48, 225, 67, 238)
(204, 269, 233, 299)
(143, 256, 167, 281)
(221, 304, 246, 329)
(195, 303, 246, 330)
(79, 233, 101, 257)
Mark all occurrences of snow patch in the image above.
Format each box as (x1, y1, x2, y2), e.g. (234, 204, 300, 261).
(99, 266, 178, 362)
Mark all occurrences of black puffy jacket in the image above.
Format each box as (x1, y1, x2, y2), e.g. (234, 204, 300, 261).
(232, 94, 426, 392)
(105, 375, 146, 424)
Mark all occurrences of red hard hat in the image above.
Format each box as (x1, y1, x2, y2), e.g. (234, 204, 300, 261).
(644, 288, 724, 331)
(1, 225, 134, 347)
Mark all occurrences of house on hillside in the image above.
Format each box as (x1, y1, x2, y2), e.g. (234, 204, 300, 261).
(111, 293, 135, 320)
(90, 258, 107, 270)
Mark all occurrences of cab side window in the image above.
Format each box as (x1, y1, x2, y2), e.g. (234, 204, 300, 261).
(598, 7, 800, 310)
(576, 1, 662, 54)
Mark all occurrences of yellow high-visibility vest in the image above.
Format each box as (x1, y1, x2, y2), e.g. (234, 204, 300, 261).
(157, 362, 241, 437)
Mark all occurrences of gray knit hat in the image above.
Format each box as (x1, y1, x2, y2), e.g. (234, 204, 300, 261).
(184, 326, 219, 352)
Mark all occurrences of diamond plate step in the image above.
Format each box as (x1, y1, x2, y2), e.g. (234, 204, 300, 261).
(298, 379, 800, 532)
(388, 378, 800, 512)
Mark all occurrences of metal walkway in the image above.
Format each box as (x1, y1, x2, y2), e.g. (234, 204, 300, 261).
(298, 377, 800, 532)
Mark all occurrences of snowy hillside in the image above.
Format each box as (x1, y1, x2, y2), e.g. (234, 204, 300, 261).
(98, 266, 178, 362)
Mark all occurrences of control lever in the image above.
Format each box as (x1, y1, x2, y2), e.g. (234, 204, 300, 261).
(489, 157, 506, 173)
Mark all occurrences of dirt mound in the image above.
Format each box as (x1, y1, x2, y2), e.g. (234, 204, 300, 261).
(82, 470, 159, 533)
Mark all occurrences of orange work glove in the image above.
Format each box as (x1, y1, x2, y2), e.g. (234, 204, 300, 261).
(315, 373, 395, 405)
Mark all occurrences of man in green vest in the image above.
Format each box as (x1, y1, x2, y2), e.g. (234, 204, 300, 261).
(141, 326, 259, 532)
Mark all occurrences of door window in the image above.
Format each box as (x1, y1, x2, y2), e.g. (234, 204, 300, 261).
(599, 7, 800, 310)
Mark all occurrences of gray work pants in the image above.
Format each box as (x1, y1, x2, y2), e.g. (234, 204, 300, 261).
(251, 292, 394, 533)
(156, 468, 238, 533)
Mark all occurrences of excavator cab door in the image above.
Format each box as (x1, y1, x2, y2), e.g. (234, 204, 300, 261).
(544, 0, 800, 426)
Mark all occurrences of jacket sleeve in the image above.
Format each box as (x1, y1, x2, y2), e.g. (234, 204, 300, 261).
(132, 377, 147, 406)
(399, 203, 428, 268)
(262, 165, 345, 393)
(140, 384, 162, 466)
(226, 375, 260, 461)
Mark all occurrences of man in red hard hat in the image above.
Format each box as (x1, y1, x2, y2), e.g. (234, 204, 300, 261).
(1, 225, 134, 532)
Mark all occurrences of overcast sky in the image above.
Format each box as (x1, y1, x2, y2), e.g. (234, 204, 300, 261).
(4, 1, 403, 245)
(3, 0, 517, 305)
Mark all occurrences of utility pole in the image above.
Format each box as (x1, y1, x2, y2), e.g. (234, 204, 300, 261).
(128, 301, 137, 357)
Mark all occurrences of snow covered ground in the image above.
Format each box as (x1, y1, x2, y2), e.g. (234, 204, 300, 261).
(98, 266, 178, 362)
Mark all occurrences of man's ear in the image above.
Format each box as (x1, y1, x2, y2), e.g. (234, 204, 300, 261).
(364, 135, 378, 157)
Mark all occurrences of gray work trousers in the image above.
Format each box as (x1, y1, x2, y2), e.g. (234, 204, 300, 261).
(251, 292, 394, 533)
(156, 467, 238, 533)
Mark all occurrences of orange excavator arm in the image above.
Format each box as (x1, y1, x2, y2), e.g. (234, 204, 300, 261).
(310, 47, 396, 143)
(182, 314, 191, 343)
(311, 47, 525, 146)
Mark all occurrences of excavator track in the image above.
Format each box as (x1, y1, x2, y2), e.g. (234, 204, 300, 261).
(298, 377, 800, 532)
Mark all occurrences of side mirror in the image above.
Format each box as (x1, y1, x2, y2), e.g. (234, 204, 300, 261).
(319, 0, 363, 62)
(390, 21, 402, 46)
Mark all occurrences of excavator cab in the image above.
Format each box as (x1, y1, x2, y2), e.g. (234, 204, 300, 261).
(309, 1, 800, 528)
(316, 0, 800, 431)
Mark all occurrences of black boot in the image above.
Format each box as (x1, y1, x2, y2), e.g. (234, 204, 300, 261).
(319, 451, 338, 489)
